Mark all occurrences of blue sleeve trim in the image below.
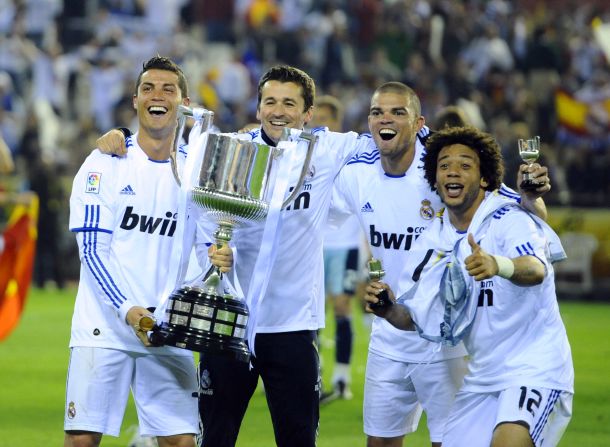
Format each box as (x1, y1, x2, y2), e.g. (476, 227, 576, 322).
(498, 184, 521, 202)
(77, 204, 127, 309)
(79, 205, 127, 309)
(347, 148, 380, 165)
(71, 227, 113, 234)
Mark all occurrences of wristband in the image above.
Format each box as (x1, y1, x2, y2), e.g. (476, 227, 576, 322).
(118, 127, 132, 139)
(493, 255, 515, 279)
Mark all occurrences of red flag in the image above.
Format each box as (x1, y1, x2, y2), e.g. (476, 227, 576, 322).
(0, 194, 38, 341)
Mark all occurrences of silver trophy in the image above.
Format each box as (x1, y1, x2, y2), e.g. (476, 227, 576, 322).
(149, 106, 317, 362)
(518, 136, 541, 191)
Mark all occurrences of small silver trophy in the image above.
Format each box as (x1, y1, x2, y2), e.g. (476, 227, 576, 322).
(518, 136, 541, 191)
(149, 106, 317, 362)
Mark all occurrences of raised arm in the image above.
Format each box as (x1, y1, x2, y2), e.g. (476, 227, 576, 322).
(464, 233, 545, 286)
(517, 162, 550, 221)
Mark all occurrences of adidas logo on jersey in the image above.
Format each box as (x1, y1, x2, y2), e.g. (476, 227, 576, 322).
(361, 202, 374, 213)
(120, 185, 136, 195)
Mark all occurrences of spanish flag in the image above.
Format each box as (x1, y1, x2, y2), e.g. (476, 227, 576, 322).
(555, 89, 610, 136)
(0, 194, 38, 341)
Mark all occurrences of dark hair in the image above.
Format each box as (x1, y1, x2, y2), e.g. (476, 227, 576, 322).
(423, 126, 504, 191)
(257, 65, 315, 111)
(372, 82, 421, 117)
(134, 56, 188, 98)
(433, 105, 470, 129)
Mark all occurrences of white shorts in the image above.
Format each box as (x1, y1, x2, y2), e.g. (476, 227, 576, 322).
(64, 347, 198, 437)
(442, 387, 573, 447)
(363, 351, 467, 441)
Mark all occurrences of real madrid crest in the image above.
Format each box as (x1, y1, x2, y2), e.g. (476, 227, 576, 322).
(68, 402, 76, 419)
(420, 199, 434, 220)
(305, 164, 316, 182)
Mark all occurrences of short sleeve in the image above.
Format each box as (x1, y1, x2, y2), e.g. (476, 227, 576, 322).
(492, 209, 548, 268)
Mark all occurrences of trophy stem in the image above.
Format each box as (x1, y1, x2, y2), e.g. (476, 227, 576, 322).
(201, 221, 236, 298)
(214, 221, 234, 247)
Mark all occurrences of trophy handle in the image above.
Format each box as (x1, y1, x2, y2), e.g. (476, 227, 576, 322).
(279, 131, 318, 210)
(170, 105, 215, 186)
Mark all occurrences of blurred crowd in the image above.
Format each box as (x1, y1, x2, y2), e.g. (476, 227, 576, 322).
(0, 0, 609, 285)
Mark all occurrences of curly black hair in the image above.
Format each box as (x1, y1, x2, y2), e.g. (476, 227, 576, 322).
(134, 56, 188, 98)
(257, 65, 315, 112)
(423, 126, 504, 191)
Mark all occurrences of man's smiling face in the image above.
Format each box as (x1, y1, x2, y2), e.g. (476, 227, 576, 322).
(368, 91, 424, 160)
(256, 80, 313, 143)
(435, 143, 488, 215)
(133, 68, 186, 136)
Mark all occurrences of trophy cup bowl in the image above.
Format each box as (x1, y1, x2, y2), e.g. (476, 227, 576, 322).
(518, 136, 541, 191)
(152, 112, 318, 363)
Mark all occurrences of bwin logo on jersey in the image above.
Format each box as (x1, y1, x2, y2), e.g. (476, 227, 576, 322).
(369, 224, 426, 250)
(120, 206, 177, 236)
(361, 202, 374, 212)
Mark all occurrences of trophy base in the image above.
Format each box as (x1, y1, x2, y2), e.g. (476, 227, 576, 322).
(519, 179, 541, 191)
(152, 286, 250, 363)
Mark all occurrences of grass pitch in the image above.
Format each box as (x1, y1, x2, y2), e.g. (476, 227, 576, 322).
(0, 288, 608, 446)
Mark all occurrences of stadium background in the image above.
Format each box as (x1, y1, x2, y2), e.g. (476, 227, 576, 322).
(0, 0, 609, 446)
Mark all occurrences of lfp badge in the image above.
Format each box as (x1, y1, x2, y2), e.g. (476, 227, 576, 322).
(86, 172, 101, 194)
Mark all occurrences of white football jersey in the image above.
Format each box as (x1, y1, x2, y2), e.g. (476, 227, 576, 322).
(68, 135, 193, 356)
(228, 127, 372, 333)
(323, 212, 363, 250)
(333, 127, 467, 362)
(457, 207, 574, 393)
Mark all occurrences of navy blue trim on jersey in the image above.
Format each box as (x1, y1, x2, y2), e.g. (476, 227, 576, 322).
(531, 389, 561, 443)
(83, 231, 125, 309)
(417, 126, 431, 140)
(260, 128, 276, 147)
(384, 172, 406, 178)
(148, 158, 170, 163)
(72, 205, 111, 232)
(499, 185, 522, 203)
(492, 206, 511, 220)
(71, 227, 112, 234)
(347, 148, 380, 166)
(126, 135, 134, 149)
(79, 206, 127, 309)
(515, 242, 536, 256)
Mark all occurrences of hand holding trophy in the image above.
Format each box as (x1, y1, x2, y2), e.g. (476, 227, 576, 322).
(368, 258, 394, 310)
(518, 136, 541, 191)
